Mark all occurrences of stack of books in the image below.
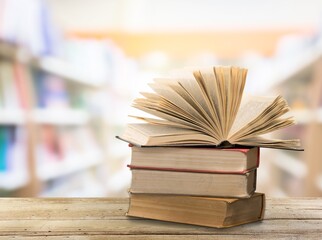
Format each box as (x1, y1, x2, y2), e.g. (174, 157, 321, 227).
(127, 145, 264, 228)
(118, 66, 302, 228)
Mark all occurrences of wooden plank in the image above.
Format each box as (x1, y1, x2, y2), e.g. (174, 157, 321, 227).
(265, 198, 322, 219)
(0, 198, 320, 238)
(0, 219, 321, 235)
(0, 235, 321, 240)
(268, 197, 322, 204)
(0, 198, 128, 220)
(0, 198, 321, 220)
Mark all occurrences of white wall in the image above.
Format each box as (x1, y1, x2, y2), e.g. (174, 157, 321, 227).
(48, 0, 322, 32)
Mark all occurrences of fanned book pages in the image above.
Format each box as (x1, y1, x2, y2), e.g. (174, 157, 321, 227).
(119, 66, 302, 150)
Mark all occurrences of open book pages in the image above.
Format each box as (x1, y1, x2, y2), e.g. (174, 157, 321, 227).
(120, 66, 302, 150)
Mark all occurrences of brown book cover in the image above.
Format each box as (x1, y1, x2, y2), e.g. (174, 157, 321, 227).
(127, 192, 265, 228)
(129, 168, 257, 198)
(128, 146, 259, 174)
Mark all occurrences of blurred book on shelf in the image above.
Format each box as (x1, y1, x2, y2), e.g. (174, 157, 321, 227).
(12, 62, 32, 109)
(36, 125, 102, 181)
(0, 0, 61, 56)
(0, 126, 28, 194)
(32, 70, 69, 109)
(0, 61, 21, 109)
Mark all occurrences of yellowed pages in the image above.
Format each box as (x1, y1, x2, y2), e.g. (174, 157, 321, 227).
(120, 123, 217, 146)
(228, 96, 277, 139)
(120, 66, 302, 150)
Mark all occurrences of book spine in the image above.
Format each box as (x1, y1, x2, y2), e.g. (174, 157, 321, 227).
(32, 69, 46, 108)
(12, 63, 30, 109)
(259, 193, 266, 220)
(0, 61, 20, 109)
(256, 147, 260, 168)
(0, 127, 10, 172)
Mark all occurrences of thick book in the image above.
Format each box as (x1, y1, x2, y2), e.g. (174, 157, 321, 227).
(129, 168, 257, 198)
(129, 146, 259, 173)
(119, 66, 302, 150)
(127, 192, 265, 228)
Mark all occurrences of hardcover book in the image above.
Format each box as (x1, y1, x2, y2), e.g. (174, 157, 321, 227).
(127, 192, 265, 228)
(129, 146, 259, 173)
(129, 168, 257, 198)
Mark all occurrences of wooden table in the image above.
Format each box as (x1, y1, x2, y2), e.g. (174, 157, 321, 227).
(0, 198, 321, 239)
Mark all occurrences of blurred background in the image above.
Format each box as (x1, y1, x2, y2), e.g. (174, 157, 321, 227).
(0, 0, 322, 197)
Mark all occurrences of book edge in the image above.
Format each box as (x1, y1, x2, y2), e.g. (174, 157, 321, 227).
(127, 164, 257, 174)
(126, 193, 264, 228)
(117, 135, 303, 151)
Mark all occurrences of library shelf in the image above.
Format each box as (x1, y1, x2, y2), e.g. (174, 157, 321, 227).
(33, 57, 105, 88)
(263, 39, 322, 197)
(36, 150, 103, 181)
(1, 40, 107, 196)
(31, 109, 90, 125)
(0, 110, 25, 125)
(0, 41, 105, 88)
(316, 175, 322, 191)
(266, 41, 322, 90)
(0, 171, 28, 191)
(0, 41, 29, 62)
(290, 108, 322, 124)
(271, 152, 307, 178)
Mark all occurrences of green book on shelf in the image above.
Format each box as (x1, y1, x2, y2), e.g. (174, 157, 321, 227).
(0, 127, 9, 172)
(127, 192, 265, 228)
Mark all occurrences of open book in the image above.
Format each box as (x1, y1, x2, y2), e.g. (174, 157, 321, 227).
(119, 66, 302, 150)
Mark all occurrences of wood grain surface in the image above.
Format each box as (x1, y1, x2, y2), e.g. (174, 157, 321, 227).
(0, 198, 321, 239)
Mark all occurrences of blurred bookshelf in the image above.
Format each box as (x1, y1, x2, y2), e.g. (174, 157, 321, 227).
(31, 109, 90, 125)
(37, 149, 102, 182)
(0, 41, 109, 197)
(258, 37, 322, 197)
(2, 0, 322, 198)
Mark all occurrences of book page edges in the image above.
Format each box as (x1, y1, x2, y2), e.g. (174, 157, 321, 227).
(117, 135, 258, 150)
(127, 164, 257, 174)
(116, 135, 144, 147)
(117, 135, 303, 150)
